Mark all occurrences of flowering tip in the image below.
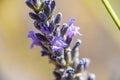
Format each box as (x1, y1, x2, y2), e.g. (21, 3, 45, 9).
(26, 0, 95, 79)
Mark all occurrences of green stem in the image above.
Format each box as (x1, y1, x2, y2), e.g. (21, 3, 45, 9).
(101, 0, 120, 30)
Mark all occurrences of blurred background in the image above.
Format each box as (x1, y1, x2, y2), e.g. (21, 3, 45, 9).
(0, 0, 120, 80)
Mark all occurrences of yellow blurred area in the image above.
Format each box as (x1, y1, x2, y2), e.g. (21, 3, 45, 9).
(0, 0, 120, 80)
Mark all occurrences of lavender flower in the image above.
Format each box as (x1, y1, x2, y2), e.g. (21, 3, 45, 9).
(67, 18, 82, 38)
(28, 31, 42, 48)
(26, 0, 95, 80)
(50, 37, 67, 53)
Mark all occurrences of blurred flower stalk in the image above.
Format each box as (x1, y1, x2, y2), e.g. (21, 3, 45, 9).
(102, 0, 120, 30)
(26, 0, 95, 80)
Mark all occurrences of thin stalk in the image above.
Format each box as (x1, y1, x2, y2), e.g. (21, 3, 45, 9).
(102, 0, 120, 30)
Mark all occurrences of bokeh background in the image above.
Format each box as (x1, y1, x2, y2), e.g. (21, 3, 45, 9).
(0, 0, 120, 80)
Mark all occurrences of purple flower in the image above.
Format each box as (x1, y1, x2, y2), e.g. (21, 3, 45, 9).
(28, 31, 42, 48)
(41, 24, 50, 36)
(50, 37, 67, 53)
(68, 18, 75, 26)
(67, 18, 82, 38)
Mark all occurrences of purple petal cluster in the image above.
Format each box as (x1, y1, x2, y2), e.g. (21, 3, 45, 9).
(67, 18, 82, 38)
(28, 31, 42, 48)
(50, 37, 67, 53)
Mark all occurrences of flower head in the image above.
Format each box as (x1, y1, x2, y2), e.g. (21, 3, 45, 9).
(50, 37, 67, 53)
(28, 31, 42, 48)
(67, 18, 82, 38)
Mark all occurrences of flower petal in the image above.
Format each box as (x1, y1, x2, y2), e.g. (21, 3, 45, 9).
(28, 31, 42, 48)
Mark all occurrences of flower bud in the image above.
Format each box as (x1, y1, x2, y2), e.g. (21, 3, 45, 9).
(55, 12, 62, 24)
(51, 0, 56, 13)
(60, 23, 68, 37)
(26, 0, 34, 9)
(35, 33, 49, 42)
(43, 4, 51, 17)
(71, 47, 79, 60)
(73, 39, 82, 49)
(49, 20, 55, 33)
(38, 12, 47, 22)
(65, 36, 72, 47)
(34, 20, 42, 30)
(29, 12, 39, 20)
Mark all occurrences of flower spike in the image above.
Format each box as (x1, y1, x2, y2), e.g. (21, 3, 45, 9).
(26, 0, 95, 80)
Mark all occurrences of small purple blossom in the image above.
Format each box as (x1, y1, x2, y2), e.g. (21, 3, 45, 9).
(41, 24, 50, 36)
(50, 37, 67, 53)
(28, 31, 42, 48)
(68, 18, 75, 26)
(67, 18, 82, 38)
(51, 46, 63, 53)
